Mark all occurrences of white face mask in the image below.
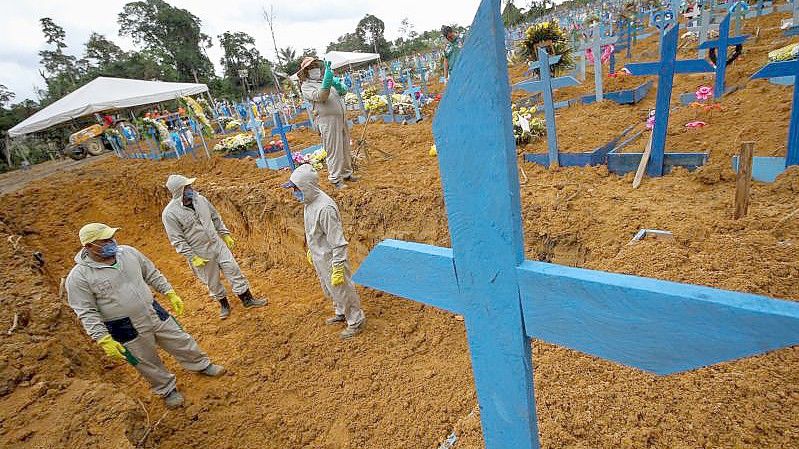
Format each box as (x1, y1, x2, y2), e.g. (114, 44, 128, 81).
(308, 68, 322, 80)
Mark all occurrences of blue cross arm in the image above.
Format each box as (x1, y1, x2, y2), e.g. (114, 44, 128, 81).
(698, 34, 750, 49)
(626, 59, 714, 75)
(353, 239, 463, 315)
(517, 260, 799, 375)
(513, 76, 580, 93)
(751, 60, 799, 79)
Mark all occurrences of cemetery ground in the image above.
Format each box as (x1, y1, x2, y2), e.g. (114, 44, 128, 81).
(0, 11, 798, 449)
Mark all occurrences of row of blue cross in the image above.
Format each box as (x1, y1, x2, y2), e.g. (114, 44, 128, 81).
(354, 1, 799, 448)
(517, 4, 799, 177)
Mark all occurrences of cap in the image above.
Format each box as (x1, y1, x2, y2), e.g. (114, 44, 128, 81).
(79, 223, 119, 246)
(297, 57, 318, 76)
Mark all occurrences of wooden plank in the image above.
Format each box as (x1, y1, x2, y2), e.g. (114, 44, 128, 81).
(516, 260, 799, 375)
(734, 141, 755, 219)
(632, 130, 654, 188)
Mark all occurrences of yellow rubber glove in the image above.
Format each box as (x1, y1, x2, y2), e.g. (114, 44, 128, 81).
(165, 290, 184, 317)
(331, 263, 345, 286)
(306, 249, 313, 266)
(222, 234, 235, 249)
(191, 255, 209, 267)
(97, 334, 126, 360)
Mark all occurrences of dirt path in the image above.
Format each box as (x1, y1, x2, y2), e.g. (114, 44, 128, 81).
(0, 153, 111, 195)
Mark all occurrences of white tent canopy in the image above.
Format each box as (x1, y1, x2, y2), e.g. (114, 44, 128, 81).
(9, 76, 208, 137)
(322, 51, 381, 70)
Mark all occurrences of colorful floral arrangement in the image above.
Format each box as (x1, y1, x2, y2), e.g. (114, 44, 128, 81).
(180, 96, 214, 137)
(344, 92, 360, 106)
(517, 21, 574, 74)
(292, 147, 327, 170)
(511, 105, 545, 145)
(768, 43, 799, 62)
(142, 117, 172, 151)
(224, 120, 242, 131)
(212, 132, 256, 154)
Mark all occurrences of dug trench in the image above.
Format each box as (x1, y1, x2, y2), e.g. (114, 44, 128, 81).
(1, 117, 799, 449)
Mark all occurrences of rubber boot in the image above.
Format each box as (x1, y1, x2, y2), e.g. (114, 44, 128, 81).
(200, 363, 226, 377)
(164, 389, 184, 409)
(219, 297, 231, 320)
(340, 317, 366, 339)
(325, 314, 346, 325)
(238, 289, 267, 308)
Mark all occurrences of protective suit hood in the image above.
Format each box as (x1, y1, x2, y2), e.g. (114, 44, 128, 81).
(166, 174, 196, 201)
(289, 164, 323, 204)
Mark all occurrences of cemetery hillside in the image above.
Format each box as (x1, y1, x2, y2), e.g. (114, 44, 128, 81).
(0, 0, 798, 448)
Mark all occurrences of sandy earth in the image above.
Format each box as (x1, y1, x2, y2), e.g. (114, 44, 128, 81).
(0, 10, 798, 449)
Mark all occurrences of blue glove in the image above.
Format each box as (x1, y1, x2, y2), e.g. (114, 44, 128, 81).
(321, 61, 334, 90)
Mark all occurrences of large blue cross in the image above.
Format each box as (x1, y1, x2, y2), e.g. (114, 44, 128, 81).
(353, 2, 799, 448)
(698, 13, 749, 98)
(751, 58, 799, 166)
(625, 11, 714, 176)
(514, 49, 580, 167)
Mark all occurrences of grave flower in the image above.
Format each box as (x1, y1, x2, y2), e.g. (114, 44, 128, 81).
(695, 86, 712, 101)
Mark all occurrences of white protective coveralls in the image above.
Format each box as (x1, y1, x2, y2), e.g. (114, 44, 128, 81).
(66, 245, 210, 396)
(301, 79, 354, 185)
(161, 176, 250, 301)
(290, 164, 364, 326)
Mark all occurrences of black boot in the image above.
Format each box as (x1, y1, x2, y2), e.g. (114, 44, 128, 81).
(219, 297, 231, 319)
(238, 289, 267, 308)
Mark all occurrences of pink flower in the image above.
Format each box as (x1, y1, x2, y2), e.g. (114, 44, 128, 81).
(685, 121, 706, 128)
(646, 115, 655, 129)
(695, 86, 712, 101)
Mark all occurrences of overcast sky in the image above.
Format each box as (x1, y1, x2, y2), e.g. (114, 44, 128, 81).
(0, 0, 484, 101)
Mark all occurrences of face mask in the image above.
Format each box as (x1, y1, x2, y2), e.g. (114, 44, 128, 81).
(292, 190, 304, 202)
(94, 240, 118, 258)
(308, 68, 322, 80)
(183, 188, 194, 202)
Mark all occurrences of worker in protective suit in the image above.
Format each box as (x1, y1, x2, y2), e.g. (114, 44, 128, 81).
(282, 164, 366, 338)
(66, 223, 225, 409)
(297, 57, 358, 189)
(162, 174, 266, 319)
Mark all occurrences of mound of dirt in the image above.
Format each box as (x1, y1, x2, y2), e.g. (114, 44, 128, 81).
(0, 11, 797, 449)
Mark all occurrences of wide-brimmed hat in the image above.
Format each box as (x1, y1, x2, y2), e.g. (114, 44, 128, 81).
(296, 57, 319, 77)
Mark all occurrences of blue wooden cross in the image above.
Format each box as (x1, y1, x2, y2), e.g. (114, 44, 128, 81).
(626, 11, 714, 176)
(728, 0, 749, 35)
(579, 22, 618, 101)
(514, 49, 579, 166)
(698, 13, 749, 98)
(354, 2, 799, 448)
(686, 0, 717, 58)
(352, 75, 367, 124)
(751, 58, 799, 166)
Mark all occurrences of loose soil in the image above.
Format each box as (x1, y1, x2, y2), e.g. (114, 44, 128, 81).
(1, 10, 798, 449)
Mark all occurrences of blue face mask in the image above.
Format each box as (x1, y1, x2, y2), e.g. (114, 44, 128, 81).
(183, 188, 195, 201)
(94, 240, 118, 258)
(292, 190, 304, 202)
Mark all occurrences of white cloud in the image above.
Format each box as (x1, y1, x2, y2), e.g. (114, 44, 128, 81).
(0, 0, 482, 101)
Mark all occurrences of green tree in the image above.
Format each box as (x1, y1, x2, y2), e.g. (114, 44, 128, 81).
(355, 14, 392, 59)
(118, 0, 214, 82)
(0, 84, 14, 108)
(326, 32, 367, 53)
(37, 18, 80, 104)
(218, 31, 274, 95)
(502, 1, 525, 26)
(278, 46, 302, 75)
(84, 33, 125, 68)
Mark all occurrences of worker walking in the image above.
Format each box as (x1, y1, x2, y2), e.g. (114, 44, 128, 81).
(162, 174, 266, 319)
(66, 223, 225, 409)
(282, 164, 366, 338)
(441, 25, 464, 78)
(297, 57, 358, 189)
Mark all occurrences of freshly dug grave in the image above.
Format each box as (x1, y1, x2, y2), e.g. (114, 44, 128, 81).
(1, 14, 798, 447)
